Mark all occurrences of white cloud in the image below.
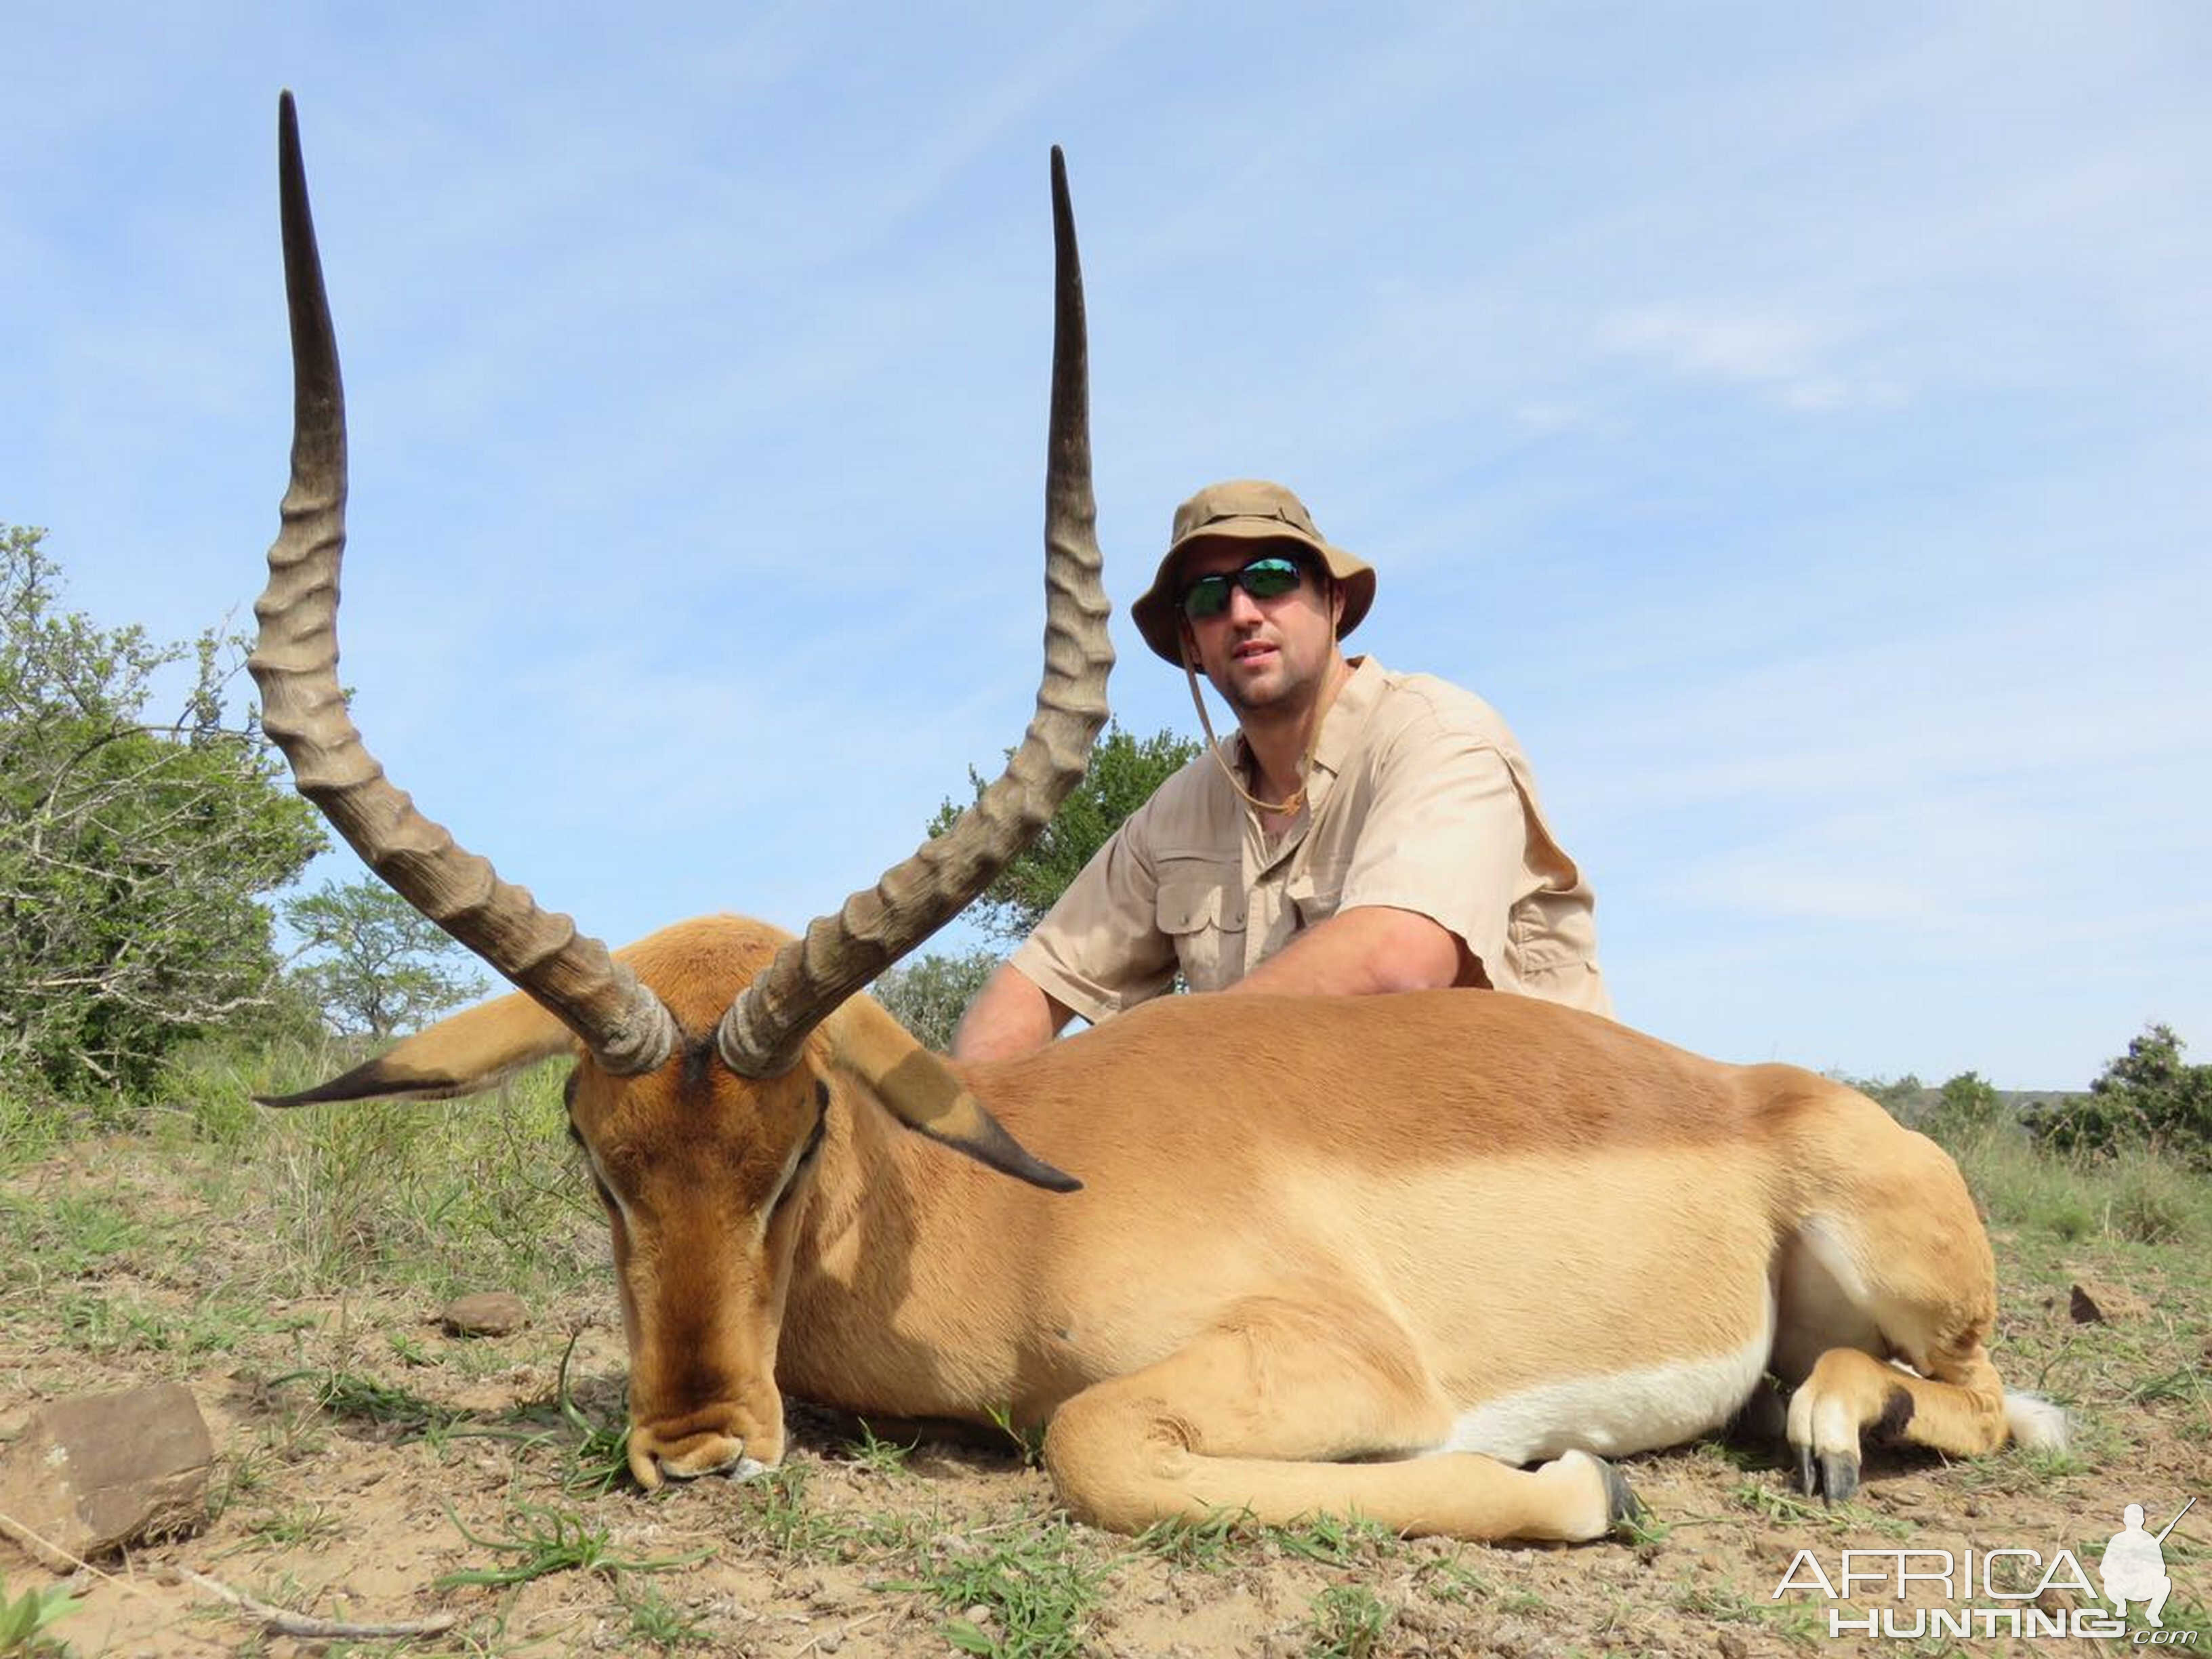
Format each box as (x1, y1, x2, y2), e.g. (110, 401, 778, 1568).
(1596, 305, 1906, 411)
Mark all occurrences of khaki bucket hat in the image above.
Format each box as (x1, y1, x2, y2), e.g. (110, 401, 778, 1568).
(1130, 480, 1376, 665)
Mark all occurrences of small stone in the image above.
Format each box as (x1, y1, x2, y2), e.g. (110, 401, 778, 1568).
(2069, 1280, 2150, 1324)
(440, 1292, 529, 1337)
(1716, 1634, 1750, 1659)
(0, 1384, 212, 1568)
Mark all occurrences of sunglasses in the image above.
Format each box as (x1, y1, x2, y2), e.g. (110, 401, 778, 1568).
(1179, 555, 1308, 620)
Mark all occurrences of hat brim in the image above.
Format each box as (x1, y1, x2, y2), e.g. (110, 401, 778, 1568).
(1130, 526, 1374, 665)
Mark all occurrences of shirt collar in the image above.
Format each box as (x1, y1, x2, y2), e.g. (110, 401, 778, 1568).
(1309, 655, 1382, 783)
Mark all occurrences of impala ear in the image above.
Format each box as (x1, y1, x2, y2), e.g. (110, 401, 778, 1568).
(825, 998, 1081, 1193)
(259, 989, 576, 1106)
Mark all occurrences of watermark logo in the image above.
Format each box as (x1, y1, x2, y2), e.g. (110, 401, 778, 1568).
(2104, 1499, 2192, 1631)
(1771, 1497, 2198, 1643)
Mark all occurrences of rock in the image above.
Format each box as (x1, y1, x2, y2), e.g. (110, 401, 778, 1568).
(440, 1292, 529, 1337)
(0, 1385, 212, 1568)
(1716, 1634, 1750, 1659)
(2069, 1280, 2151, 1324)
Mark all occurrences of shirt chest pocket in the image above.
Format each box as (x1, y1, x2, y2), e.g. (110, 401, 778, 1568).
(1156, 872, 1248, 993)
(1285, 863, 1347, 933)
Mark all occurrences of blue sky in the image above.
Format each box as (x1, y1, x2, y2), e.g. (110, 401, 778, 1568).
(7, 5, 2207, 1088)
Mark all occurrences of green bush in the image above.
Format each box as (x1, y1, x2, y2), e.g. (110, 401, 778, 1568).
(2026, 1024, 2212, 1170)
(1924, 1070, 2007, 1141)
(1, 525, 322, 1101)
(873, 947, 998, 1052)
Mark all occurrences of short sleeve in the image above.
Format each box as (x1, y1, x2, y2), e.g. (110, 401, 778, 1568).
(1009, 800, 1181, 1025)
(1333, 715, 1527, 986)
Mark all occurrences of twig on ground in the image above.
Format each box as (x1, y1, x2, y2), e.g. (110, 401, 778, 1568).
(163, 1565, 461, 1640)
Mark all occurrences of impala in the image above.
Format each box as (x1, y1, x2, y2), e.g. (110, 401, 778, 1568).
(251, 95, 2062, 1542)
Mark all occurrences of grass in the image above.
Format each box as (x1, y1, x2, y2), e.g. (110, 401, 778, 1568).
(1267, 1513, 1398, 1565)
(272, 1366, 470, 1443)
(836, 1418, 920, 1479)
(1410, 1551, 1495, 1606)
(1132, 1511, 1242, 1569)
(1948, 1126, 2212, 1254)
(880, 1518, 1107, 1659)
(434, 1502, 713, 1590)
(619, 1581, 714, 1650)
(158, 1040, 602, 1302)
(1304, 1582, 1395, 1657)
(243, 1499, 344, 1549)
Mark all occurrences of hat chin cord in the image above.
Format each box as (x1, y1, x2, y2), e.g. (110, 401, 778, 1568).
(1181, 647, 1340, 819)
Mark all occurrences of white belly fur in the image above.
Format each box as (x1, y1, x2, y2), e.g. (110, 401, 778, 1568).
(1434, 1317, 1774, 1464)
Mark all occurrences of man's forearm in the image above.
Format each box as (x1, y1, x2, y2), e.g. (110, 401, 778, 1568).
(1229, 905, 1467, 998)
(951, 961, 1076, 1061)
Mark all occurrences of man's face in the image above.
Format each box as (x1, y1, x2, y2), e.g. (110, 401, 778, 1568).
(1176, 538, 1345, 718)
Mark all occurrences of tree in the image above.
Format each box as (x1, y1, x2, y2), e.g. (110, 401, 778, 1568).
(283, 877, 487, 1039)
(874, 722, 1202, 1046)
(1925, 1070, 2006, 1142)
(871, 948, 998, 1054)
(927, 720, 1203, 946)
(2027, 1023, 2212, 1169)
(0, 525, 325, 1097)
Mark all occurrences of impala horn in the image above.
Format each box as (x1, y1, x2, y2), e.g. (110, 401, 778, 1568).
(251, 94, 1109, 1080)
(716, 145, 1111, 1078)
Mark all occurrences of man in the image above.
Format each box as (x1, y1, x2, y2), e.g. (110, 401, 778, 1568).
(952, 478, 1608, 1061)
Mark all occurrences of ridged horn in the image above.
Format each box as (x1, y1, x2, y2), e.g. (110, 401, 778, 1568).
(716, 146, 1112, 1078)
(249, 93, 678, 1076)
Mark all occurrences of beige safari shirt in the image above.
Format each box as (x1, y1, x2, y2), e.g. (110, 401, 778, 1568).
(1011, 657, 1610, 1022)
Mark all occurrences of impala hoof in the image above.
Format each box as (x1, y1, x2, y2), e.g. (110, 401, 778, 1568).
(1793, 1443, 1860, 1503)
(628, 1427, 773, 1490)
(1600, 1459, 1645, 1535)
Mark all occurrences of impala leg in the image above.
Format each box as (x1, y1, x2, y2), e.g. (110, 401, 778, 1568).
(1773, 1104, 2022, 1501)
(1042, 1295, 1635, 1542)
(1785, 1340, 2009, 1502)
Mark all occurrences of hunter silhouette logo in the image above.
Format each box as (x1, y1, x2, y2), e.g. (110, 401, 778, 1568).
(1772, 1492, 2199, 1641)
(2100, 1498, 2192, 1629)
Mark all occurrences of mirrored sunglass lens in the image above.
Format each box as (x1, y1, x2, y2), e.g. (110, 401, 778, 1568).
(1182, 576, 1232, 618)
(1242, 558, 1301, 598)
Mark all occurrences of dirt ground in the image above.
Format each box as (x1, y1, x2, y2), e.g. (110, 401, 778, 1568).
(1, 1137, 2205, 1658)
